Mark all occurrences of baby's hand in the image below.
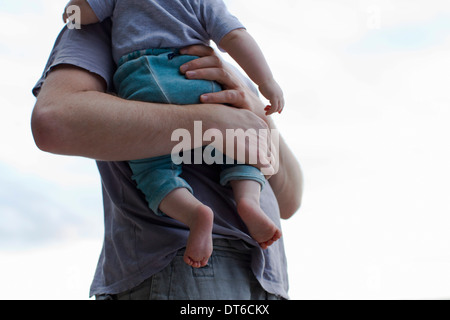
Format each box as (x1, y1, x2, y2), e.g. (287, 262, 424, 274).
(259, 79, 285, 116)
(62, 0, 100, 25)
(62, 0, 76, 23)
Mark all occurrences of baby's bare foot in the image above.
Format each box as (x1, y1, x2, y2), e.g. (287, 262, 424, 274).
(237, 198, 282, 249)
(183, 205, 214, 268)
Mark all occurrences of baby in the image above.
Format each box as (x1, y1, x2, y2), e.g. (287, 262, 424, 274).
(63, 0, 284, 268)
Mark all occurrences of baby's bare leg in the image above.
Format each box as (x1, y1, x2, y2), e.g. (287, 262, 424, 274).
(159, 188, 213, 268)
(230, 180, 282, 249)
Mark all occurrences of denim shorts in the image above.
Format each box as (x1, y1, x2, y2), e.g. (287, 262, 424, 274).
(114, 48, 222, 105)
(96, 239, 284, 300)
(115, 49, 265, 215)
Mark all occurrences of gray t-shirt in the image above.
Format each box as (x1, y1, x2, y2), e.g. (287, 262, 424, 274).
(86, 0, 245, 63)
(32, 21, 289, 299)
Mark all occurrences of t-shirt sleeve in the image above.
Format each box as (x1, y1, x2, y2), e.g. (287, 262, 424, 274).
(86, 0, 116, 22)
(197, 0, 245, 46)
(32, 20, 115, 97)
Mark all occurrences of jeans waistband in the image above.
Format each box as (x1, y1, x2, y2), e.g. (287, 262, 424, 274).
(118, 48, 180, 67)
(176, 238, 254, 261)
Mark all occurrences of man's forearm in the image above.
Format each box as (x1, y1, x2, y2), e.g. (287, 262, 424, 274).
(267, 118, 304, 219)
(33, 66, 212, 160)
(34, 92, 202, 161)
(31, 65, 267, 162)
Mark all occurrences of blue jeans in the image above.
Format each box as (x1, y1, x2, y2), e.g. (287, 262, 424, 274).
(96, 240, 284, 300)
(114, 49, 265, 215)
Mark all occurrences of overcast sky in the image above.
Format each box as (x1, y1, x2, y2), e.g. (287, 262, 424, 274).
(1, 0, 450, 300)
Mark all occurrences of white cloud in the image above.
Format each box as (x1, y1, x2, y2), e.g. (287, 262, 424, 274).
(0, 162, 103, 250)
(0, 239, 101, 300)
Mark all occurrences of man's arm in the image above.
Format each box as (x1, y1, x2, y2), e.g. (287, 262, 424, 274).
(31, 47, 270, 163)
(266, 118, 304, 220)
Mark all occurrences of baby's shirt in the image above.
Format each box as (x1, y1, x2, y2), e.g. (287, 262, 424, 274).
(86, 0, 245, 64)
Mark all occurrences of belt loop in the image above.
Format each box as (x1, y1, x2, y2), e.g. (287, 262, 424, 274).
(167, 48, 181, 60)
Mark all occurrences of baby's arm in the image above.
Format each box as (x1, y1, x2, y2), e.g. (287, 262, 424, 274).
(63, 0, 99, 25)
(220, 29, 284, 115)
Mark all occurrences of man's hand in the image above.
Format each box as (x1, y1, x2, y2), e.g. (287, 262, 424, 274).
(179, 46, 269, 119)
(178, 45, 279, 177)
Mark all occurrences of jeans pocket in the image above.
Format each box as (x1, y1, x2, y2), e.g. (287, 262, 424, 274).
(191, 259, 214, 278)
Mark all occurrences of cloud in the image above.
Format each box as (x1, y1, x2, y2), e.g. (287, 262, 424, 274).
(0, 239, 101, 300)
(348, 14, 450, 53)
(0, 0, 43, 14)
(0, 162, 103, 250)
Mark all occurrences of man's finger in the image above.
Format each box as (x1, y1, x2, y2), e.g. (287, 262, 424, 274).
(180, 45, 215, 57)
(200, 89, 244, 106)
(185, 68, 237, 89)
(180, 56, 223, 74)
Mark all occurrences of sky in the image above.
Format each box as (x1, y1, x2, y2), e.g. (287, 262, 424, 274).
(1, 0, 450, 300)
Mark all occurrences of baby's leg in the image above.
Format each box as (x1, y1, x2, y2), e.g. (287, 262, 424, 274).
(159, 188, 214, 268)
(230, 180, 282, 249)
